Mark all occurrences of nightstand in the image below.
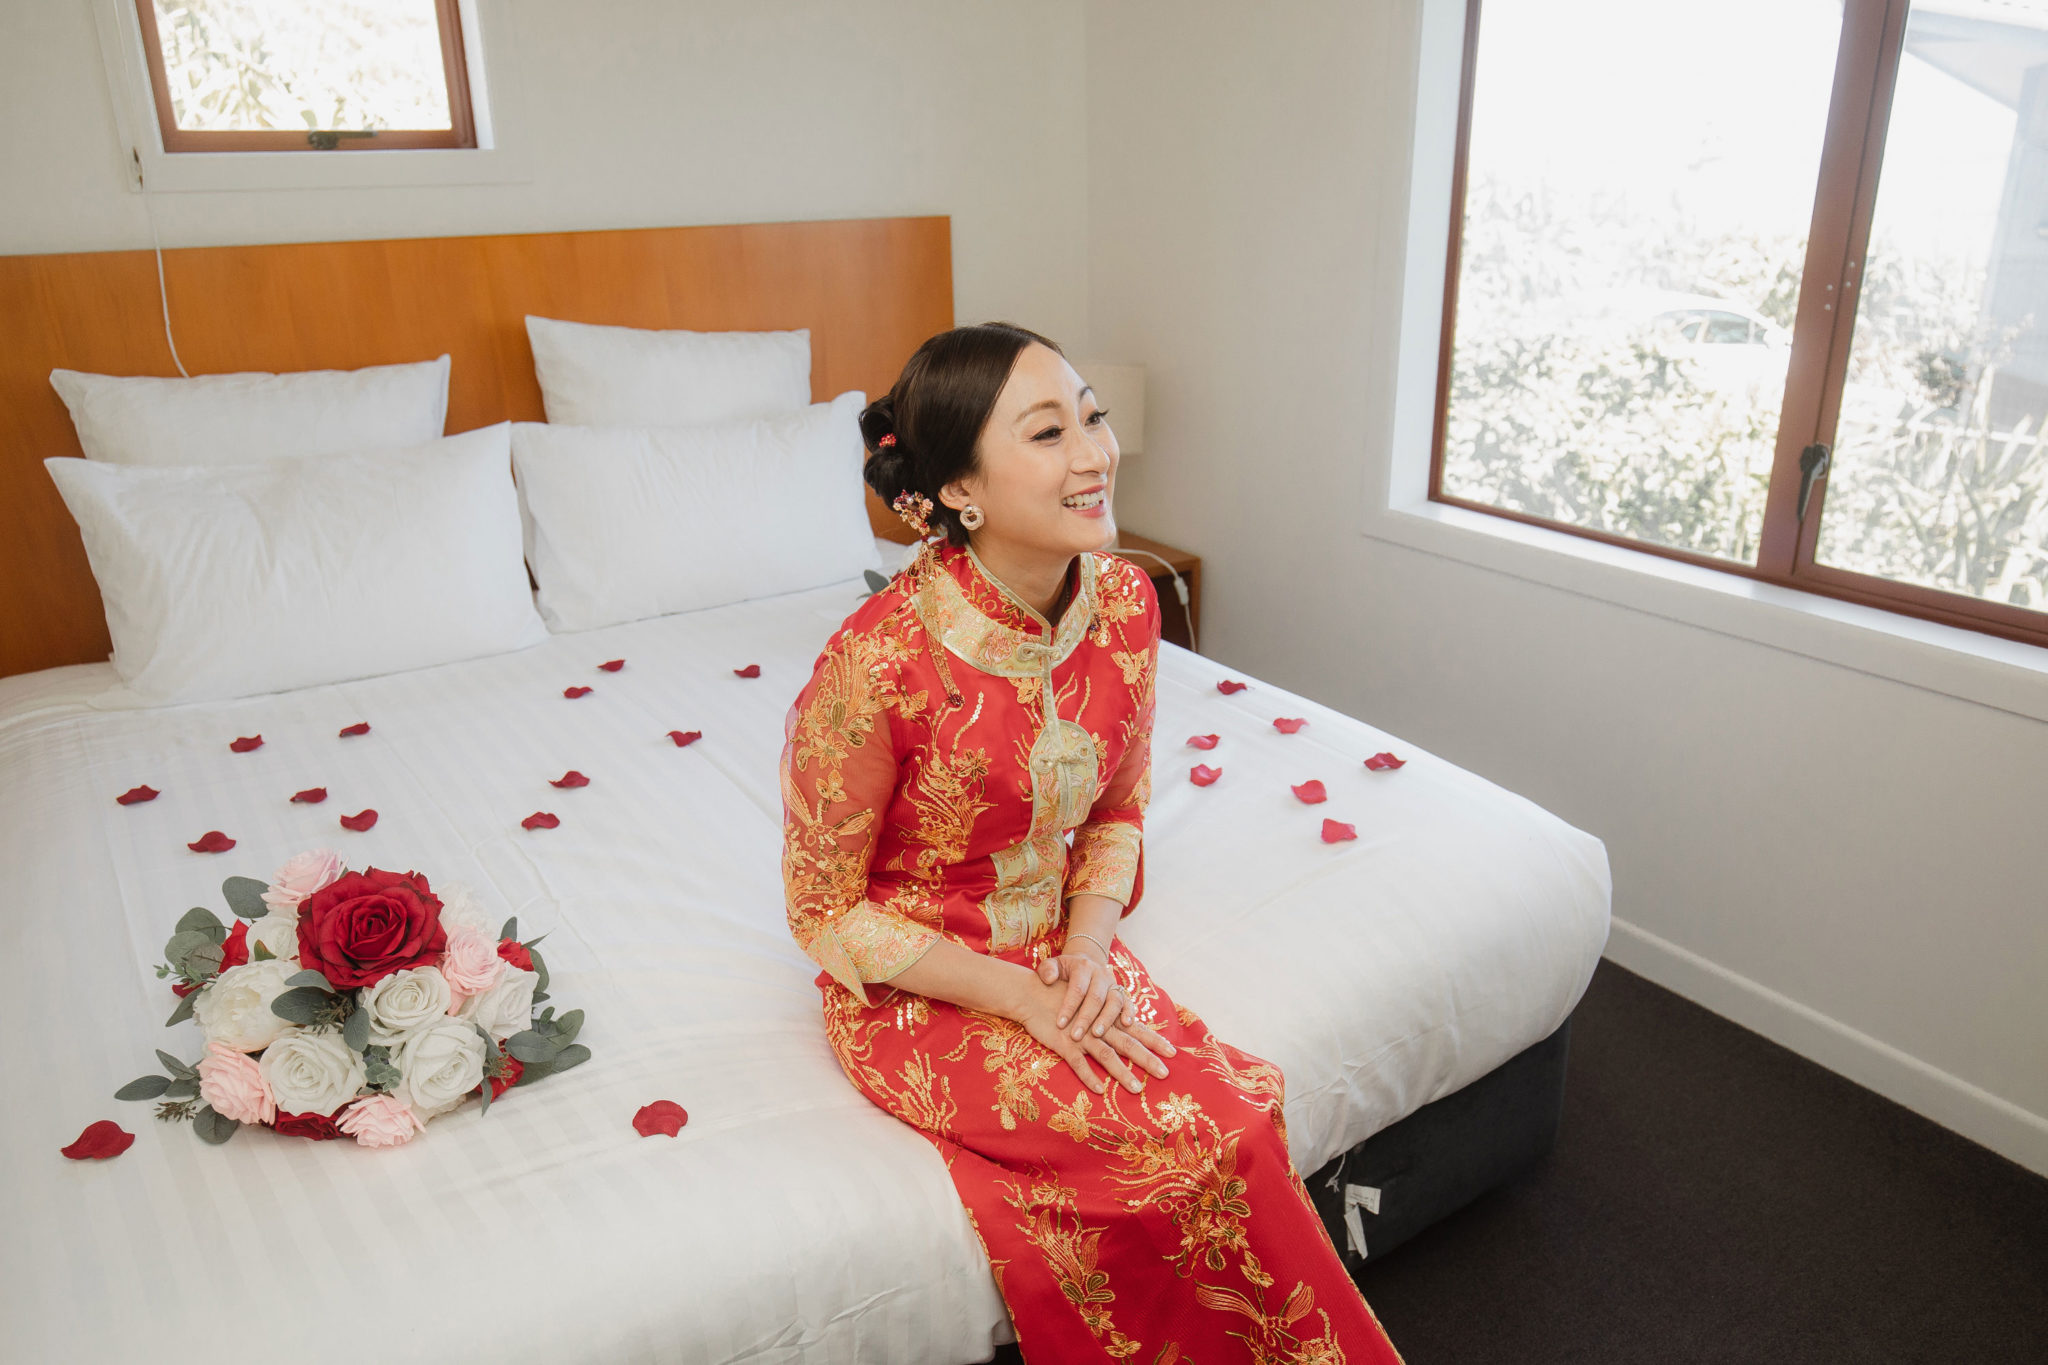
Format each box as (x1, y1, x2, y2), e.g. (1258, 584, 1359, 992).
(1110, 531, 1202, 651)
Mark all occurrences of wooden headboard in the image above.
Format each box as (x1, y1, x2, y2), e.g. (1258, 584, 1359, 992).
(0, 216, 947, 679)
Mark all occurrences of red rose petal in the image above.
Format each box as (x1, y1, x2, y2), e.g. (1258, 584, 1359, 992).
(1187, 734, 1220, 750)
(61, 1120, 134, 1161)
(1273, 717, 1308, 734)
(497, 938, 534, 971)
(1364, 751, 1407, 771)
(339, 722, 371, 737)
(170, 980, 198, 999)
(549, 770, 590, 788)
(1321, 818, 1358, 843)
(522, 811, 560, 831)
(1217, 680, 1248, 694)
(1189, 764, 1222, 787)
(563, 686, 593, 699)
(188, 830, 236, 853)
(219, 919, 250, 973)
(116, 785, 159, 806)
(339, 809, 379, 832)
(485, 1057, 526, 1101)
(291, 787, 328, 804)
(733, 664, 761, 678)
(667, 730, 703, 747)
(229, 735, 264, 753)
(633, 1100, 689, 1138)
(598, 659, 626, 672)
(1291, 779, 1328, 804)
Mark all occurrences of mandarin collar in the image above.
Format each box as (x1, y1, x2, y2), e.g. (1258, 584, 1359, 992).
(909, 539, 1098, 677)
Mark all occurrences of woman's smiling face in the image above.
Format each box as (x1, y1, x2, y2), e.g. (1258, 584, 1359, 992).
(939, 341, 1121, 561)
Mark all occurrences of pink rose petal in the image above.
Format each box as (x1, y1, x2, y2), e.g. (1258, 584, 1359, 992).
(633, 1100, 689, 1137)
(61, 1120, 134, 1161)
(229, 735, 264, 753)
(338, 722, 371, 737)
(1364, 752, 1407, 771)
(1273, 717, 1308, 734)
(550, 771, 590, 789)
(339, 809, 378, 832)
(1320, 818, 1357, 843)
(1187, 734, 1220, 750)
(1291, 779, 1327, 804)
(1189, 764, 1222, 787)
(598, 659, 626, 672)
(522, 811, 560, 831)
(290, 787, 327, 804)
(667, 730, 702, 747)
(117, 785, 159, 806)
(188, 830, 236, 853)
(563, 686, 593, 699)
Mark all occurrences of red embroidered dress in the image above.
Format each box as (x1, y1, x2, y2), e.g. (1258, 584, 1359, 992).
(780, 538, 1404, 1364)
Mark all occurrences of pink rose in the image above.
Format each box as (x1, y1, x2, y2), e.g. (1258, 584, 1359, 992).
(439, 926, 506, 1003)
(336, 1094, 425, 1149)
(263, 849, 347, 913)
(196, 1041, 276, 1126)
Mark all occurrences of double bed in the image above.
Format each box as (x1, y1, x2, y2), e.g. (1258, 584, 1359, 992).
(0, 218, 1609, 1363)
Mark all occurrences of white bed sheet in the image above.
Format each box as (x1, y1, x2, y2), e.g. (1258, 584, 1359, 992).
(0, 539, 1609, 1364)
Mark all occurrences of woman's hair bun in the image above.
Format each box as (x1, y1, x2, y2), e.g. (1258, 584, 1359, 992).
(859, 394, 910, 502)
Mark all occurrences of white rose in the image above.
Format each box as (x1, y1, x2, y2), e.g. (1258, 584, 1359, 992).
(394, 1016, 487, 1119)
(247, 912, 301, 964)
(260, 1031, 366, 1116)
(434, 882, 494, 938)
(358, 966, 453, 1044)
(193, 959, 300, 1052)
(455, 966, 538, 1042)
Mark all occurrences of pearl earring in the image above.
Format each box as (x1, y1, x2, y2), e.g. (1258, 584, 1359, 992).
(960, 503, 985, 530)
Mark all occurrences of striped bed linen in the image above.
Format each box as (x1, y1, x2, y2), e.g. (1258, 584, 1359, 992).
(0, 541, 1609, 1364)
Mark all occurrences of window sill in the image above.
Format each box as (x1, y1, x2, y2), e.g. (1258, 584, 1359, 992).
(1361, 495, 2048, 725)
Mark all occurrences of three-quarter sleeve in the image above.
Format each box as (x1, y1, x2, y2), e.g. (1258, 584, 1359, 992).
(779, 629, 942, 1006)
(1065, 568, 1161, 919)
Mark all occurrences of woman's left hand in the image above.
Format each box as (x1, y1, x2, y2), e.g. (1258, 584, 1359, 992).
(1039, 950, 1133, 1043)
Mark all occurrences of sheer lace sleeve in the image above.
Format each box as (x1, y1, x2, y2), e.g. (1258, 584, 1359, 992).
(1065, 567, 1161, 919)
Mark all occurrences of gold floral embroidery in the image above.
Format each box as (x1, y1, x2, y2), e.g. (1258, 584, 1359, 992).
(901, 742, 996, 874)
(947, 1010, 1060, 1130)
(1110, 649, 1148, 687)
(1067, 820, 1141, 907)
(998, 1172, 1144, 1358)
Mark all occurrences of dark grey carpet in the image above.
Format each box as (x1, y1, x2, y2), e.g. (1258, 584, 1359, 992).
(988, 959, 2048, 1363)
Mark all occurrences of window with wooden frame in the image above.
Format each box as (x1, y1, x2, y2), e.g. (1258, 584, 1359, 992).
(135, 1, 476, 152)
(1433, 0, 2048, 649)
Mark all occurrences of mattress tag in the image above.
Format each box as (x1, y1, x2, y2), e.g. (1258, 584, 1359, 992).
(1341, 1183, 1382, 1258)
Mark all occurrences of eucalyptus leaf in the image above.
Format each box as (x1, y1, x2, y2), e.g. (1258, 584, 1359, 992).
(499, 916, 518, 942)
(364, 1056, 401, 1092)
(174, 906, 223, 937)
(549, 1009, 584, 1046)
(531, 990, 550, 1006)
(864, 568, 890, 593)
(221, 876, 270, 921)
(270, 986, 330, 1026)
(154, 1049, 197, 1080)
(342, 1004, 372, 1052)
(284, 969, 335, 993)
(191, 1105, 240, 1145)
(524, 932, 550, 949)
(164, 929, 214, 970)
(252, 942, 275, 962)
(504, 1030, 557, 1065)
(115, 1075, 171, 1101)
(186, 943, 224, 977)
(163, 1078, 198, 1101)
(165, 992, 197, 1028)
(200, 924, 229, 947)
(475, 1073, 493, 1115)
(549, 1043, 591, 1074)
(527, 947, 550, 997)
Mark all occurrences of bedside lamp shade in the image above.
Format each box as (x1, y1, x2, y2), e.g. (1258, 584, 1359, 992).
(1079, 362, 1146, 456)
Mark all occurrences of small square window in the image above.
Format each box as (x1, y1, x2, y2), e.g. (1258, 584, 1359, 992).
(136, 0, 476, 152)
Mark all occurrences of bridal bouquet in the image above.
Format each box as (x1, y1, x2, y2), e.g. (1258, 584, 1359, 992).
(116, 850, 590, 1148)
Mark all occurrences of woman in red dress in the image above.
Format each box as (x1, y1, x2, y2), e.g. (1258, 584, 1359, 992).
(780, 323, 1404, 1364)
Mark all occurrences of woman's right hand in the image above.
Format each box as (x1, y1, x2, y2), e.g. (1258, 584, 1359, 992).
(1009, 968, 1175, 1097)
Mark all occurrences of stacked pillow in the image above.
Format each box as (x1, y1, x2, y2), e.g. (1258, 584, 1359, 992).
(513, 316, 882, 632)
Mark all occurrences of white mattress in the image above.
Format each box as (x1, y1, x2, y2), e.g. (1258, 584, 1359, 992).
(0, 539, 1609, 1364)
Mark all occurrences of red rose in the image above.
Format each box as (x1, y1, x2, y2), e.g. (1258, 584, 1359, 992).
(480, 1056, 525, 1101)
(171, 980, 198, 999)
(218, 920, 250, 974)
(295, 868, 448, 990)
(272, 1110, 345, 1141)
(496, 938, 534, 972)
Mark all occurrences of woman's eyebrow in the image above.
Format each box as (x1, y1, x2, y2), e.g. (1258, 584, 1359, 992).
(1013, 388, 1095, 425)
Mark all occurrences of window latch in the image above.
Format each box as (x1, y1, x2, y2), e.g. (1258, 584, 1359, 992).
(1797, 443, 1831, 523)
(305, 129, 377, 151)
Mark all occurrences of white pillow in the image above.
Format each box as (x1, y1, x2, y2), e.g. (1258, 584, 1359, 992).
(49, 356, 451, 466)
(511, 391, 883, 633)
(45, 424, 547, 705)
(524, 315, 810, 427)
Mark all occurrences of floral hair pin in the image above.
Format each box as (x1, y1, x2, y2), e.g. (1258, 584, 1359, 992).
(891, 489, 934, 537)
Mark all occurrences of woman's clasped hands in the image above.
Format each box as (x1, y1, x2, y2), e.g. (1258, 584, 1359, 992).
(1011, 946, 1176, 1097)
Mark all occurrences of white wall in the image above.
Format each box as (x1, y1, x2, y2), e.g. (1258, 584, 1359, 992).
(0, 0, 1091, 343)
(1085, 0, 2048, 1175)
